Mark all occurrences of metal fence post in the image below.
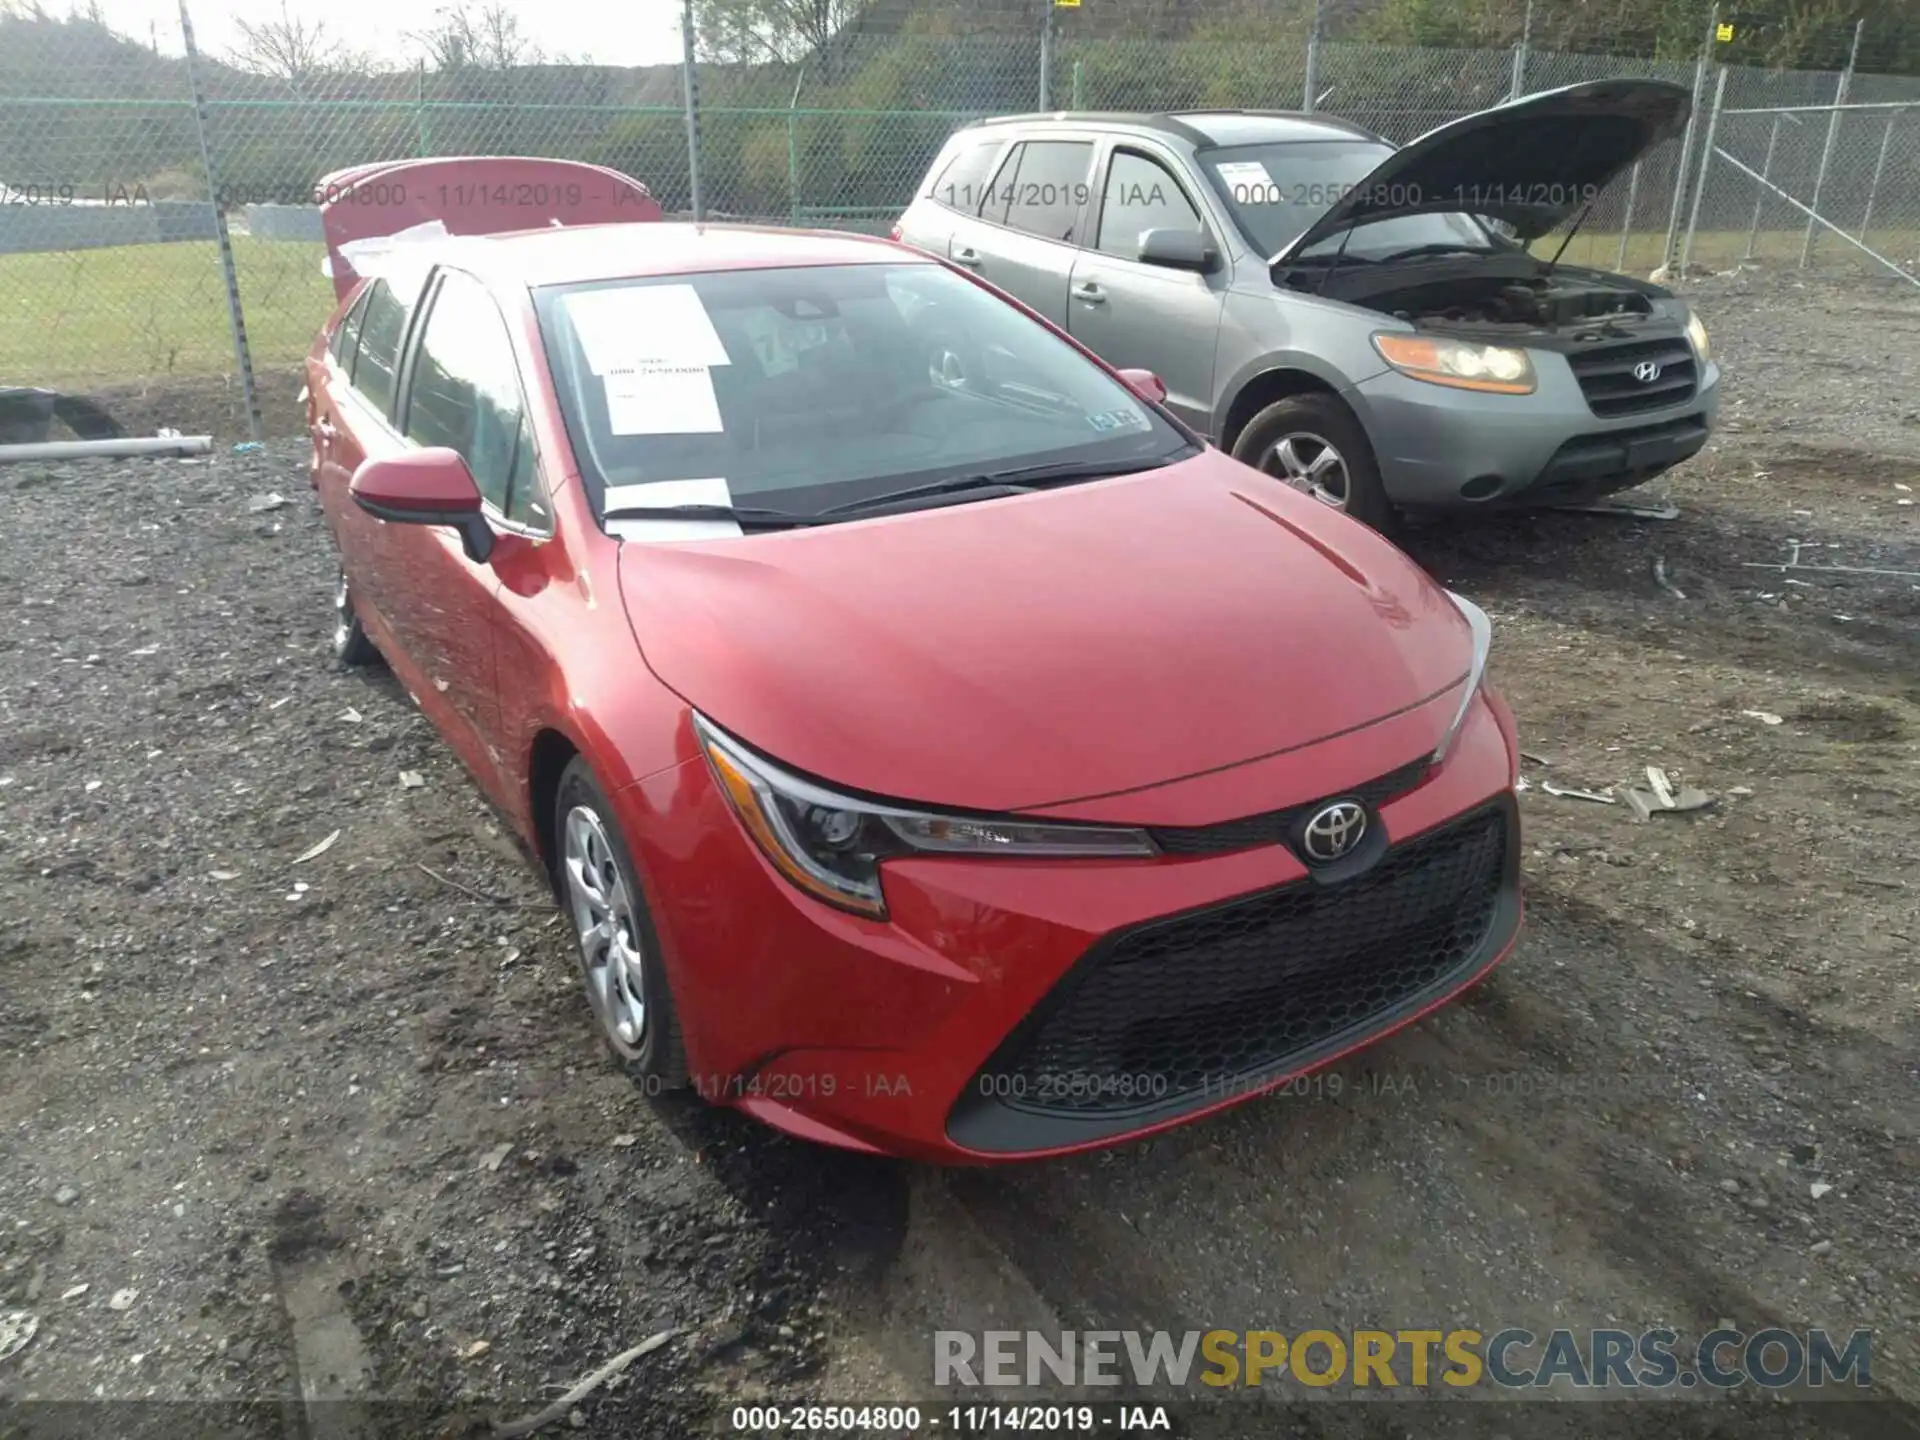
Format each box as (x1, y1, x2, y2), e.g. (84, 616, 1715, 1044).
(1039, 0, 1053, 111)
(786, 69, 806, 226)
(1661, 5, 1717, 276)
(1072, 58, 1084, 110)
(1303, 0, 1323, 113)
(415, 60, 430, 157)
(1858, 109, 1902, 243)
(1744, 114, 1782, 258)
(680, 0, 703, 222)
(1801, 18, 1863, 266)
(1510, 0, 1532, 100)
(1681, 64, 1726, 274)
(178, 0, 261, 445)
(1616, 160, 1641, 271)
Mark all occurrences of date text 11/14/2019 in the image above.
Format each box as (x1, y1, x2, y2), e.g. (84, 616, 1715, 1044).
(729, 1403, 1174, 1432)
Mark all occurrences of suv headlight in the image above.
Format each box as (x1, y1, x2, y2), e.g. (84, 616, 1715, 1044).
(1372, 333, 1535, 394)
(1685, 310, 1711, 361)
(1431, 591, 1492, 766)
(693, 713, 1157, 918)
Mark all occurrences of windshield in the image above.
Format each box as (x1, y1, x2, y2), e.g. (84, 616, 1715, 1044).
(1197, 140, 1515, 262)
(534, 261, 1194, 529)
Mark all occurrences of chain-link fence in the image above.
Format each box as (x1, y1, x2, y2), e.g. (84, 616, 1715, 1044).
(3, 1, 1917, 440)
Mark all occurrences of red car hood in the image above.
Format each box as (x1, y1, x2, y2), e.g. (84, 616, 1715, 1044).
(618, 452, 1471, 815)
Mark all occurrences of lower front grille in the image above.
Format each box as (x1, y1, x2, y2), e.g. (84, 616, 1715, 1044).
(956, 802, 1514, 1135)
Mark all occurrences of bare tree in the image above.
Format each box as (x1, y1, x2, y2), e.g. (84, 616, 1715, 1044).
(411, 1, 555, 70)
(226, 1, 365, 94)
(692, 0, 867, 77)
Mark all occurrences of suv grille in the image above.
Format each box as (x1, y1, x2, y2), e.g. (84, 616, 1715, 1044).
(1569, 336, 1698, 418)
(1148, 756, 1431, 857)
(972, 803, 1512, 1120)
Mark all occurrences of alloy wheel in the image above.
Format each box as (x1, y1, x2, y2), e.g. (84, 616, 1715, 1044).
(562, 805, 648, 1054)
(1265, 432, 1351, 509)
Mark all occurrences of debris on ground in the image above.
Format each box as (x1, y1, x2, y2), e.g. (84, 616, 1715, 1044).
(399, 771, 426, 789)
(0, 1311, 39, 1366)
(1623, 765, 1715, 822)
(1653, 555, 1687, 600)
(292, 829, 341, 864)
(1541, 781, 1616, 804)
(1742, 710, 1785, 726)
(107, 1288, 137, 1311)
(480, 1143, 513, 1174)
(491, 1331, 674, 1440)
(246, 492, 288, 513)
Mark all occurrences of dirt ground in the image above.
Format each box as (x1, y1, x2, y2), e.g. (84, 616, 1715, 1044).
(1, 264, 1916, 1438)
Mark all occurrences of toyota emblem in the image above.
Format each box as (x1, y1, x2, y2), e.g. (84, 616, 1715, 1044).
(1301, 801, 1367, 863)
(1633, 360, 1663, 384)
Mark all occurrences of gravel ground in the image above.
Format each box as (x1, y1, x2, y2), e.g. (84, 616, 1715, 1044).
(1, 265, 1916, 1437)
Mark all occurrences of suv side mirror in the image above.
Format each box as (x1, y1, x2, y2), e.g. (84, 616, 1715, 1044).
(1137, 227, 1219, 274)
(350, 447, 495, 564)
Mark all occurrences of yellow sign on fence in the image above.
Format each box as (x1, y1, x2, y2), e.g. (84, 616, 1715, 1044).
(1716, 22, 1736, 41)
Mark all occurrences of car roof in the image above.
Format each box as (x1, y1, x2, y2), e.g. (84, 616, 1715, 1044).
(418, 221, 925, 290)
(960, 109, 1385, 148)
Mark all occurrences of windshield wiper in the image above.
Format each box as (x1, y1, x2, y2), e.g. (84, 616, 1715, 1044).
(601, 503, 822, 530)
(816, 455, 1178, 520)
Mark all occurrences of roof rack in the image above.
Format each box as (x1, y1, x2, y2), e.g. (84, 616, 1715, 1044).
(959, 108, 1382, 146)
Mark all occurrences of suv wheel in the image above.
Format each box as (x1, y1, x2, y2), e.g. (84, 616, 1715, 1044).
(1233, 394, 1396, 535)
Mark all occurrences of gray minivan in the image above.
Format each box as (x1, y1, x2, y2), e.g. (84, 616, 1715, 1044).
(893, 80, 1719, 531)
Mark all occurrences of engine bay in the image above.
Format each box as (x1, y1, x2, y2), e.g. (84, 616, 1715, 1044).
(1385, 274, 1655, 330)
(1286, 255, 1672, 348)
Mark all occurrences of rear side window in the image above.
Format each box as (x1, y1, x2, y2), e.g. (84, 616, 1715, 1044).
(928, 138, 1003, 217)
(329, 289, 369, 372)
(998, 141, 1094, 243)
(403, 268, 541, 524)
(351, 280, 411, 418)
(1097, 149, 1205, 258)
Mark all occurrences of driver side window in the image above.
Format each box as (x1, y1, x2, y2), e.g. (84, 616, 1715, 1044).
(1097, 150, 1204, 259)
(403, 269, 550, 532)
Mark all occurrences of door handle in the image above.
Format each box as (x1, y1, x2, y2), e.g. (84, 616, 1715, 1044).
(1072, 282, 1106, 304)
(952, 248, 981, 267)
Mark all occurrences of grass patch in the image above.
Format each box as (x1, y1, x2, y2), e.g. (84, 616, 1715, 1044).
(0, 236, 335, 388)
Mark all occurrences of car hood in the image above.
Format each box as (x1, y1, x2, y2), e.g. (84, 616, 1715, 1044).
(1271, 78, 1692, 266)
(617, 452, 1473, 817)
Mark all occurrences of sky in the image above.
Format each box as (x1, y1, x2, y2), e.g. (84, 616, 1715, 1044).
(92, 0, 690, 69)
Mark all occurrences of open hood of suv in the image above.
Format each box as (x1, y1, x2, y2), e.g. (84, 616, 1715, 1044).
(1270, 78, 1692, 266)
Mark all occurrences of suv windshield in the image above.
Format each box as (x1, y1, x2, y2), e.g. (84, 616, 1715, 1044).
(534, 261, 1194, 528)
(1197, 139, 1516, 262)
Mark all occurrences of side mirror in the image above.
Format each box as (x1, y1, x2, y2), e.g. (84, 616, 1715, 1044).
(350, 447, 494, 564)
(1136, 227, 1218, 273)
(1117, 368, 1167, 406)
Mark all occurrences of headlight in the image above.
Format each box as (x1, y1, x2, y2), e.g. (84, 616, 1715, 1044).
(693, 714, 1157, 919)
(1685, 310, 1711, 361)
(1431, 591, 1492, 766)
(1372, 333, 1536, 394)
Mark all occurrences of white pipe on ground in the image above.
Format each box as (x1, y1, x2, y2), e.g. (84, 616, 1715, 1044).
(0, 435, 215, 463)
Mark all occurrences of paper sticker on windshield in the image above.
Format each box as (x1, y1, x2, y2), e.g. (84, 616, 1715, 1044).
(1086, 406, 1151, 434)
(601, 476, 742, 542)
(1214, 160, 1281, 205)
(566, 284, 731, 374)
(738, 307, 841, 378)
(604, 363, 723, 435)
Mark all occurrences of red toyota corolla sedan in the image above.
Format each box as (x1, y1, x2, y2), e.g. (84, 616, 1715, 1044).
(304, 211, 1523, 1164)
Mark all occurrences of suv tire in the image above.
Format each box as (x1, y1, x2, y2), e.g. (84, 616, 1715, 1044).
(1232, 393, 1397, 536)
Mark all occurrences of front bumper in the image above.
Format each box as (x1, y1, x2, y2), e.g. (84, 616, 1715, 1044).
(619, 690, 1521, 1164)
(1350, 352, 1721, 510)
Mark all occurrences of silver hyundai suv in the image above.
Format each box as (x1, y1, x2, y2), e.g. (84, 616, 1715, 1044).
(893, 79, 1720, 532)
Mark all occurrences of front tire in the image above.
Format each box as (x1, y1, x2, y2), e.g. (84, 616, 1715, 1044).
(553, 758, 688, 1089)
(1231, 393, 1397, 536)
